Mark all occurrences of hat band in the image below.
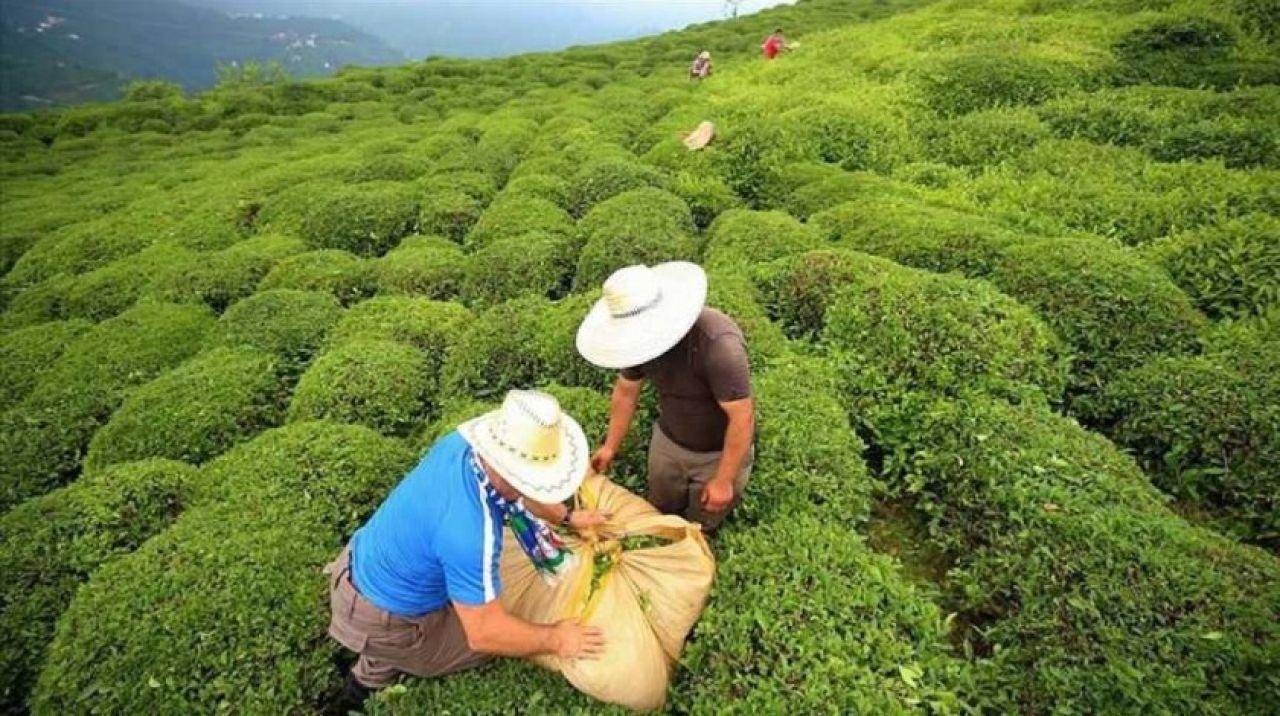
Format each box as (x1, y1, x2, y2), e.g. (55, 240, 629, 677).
(610, 289, 663, 319)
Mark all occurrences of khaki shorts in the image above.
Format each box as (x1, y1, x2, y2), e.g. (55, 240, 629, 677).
(646, 422, 754, 533)
(325, 546, 490, 688)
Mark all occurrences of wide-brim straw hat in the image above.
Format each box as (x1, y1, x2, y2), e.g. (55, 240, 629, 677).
(459, 389, 589, 503)
(576, 262, 707, 370)
(683, 120, 716, 150)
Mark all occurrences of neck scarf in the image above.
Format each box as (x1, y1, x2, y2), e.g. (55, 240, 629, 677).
(470, 452, 577, 585)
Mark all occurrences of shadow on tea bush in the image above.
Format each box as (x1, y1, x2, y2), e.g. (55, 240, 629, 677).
(146, 234, 306, 313)
(0, 459, 198, 714)
(85, 348, 285, 471)
(1143, 214, 1280, 321)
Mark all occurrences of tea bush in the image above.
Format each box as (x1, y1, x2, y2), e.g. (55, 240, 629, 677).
(566, 158, 670, 218)
(1143, 214, 1280, 321)
(822, 263, 1069, 403)
(927, 107, 1050, 168)
(0, 318, 92, 410)
(0, 302, 214, 510)
(461, 231, 579, 307)
(883, 395, 1280, 715)
(465, 195, 576, 249)
(212, 289, 343, 372)
(85, 348, 284, 470)
(57, 243, 195, 322)
(0, 459, 197, 714)
(753, 249, 901, 340)
(288, 339, 434, 436)
(144, 234, 306, 313)
(916, 51, 1087, 117)
(1095, 353, 1279, 545)
(703, 209, 823, 273)
(419, 170, 498, 206)
(500, 173, 572, 209)
(986, 237, 1207, 404)
(372, 235, 466, 299)
(573, 187, 697, 290)
(34, 422, 414, 716)
(258, 249, 375, 305)
(296, 181, 420, 256)
(416, 189, 484, 242)
(326, 296, 471, 377)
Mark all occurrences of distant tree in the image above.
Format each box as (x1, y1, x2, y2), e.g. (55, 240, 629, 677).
(124, 81, 184, 103)
(724, 0, 745, 18)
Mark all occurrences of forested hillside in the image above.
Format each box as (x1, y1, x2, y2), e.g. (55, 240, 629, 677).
(1, 0, 1277, 712)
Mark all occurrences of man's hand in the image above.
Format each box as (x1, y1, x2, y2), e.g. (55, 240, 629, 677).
(553, 619, 606, 659)
(590, 445, 616, 475)
(568, 509, 611, 533)
(700, 476, 734, 513)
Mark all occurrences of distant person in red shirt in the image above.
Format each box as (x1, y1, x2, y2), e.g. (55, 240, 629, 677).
(762, 29, 788, 60)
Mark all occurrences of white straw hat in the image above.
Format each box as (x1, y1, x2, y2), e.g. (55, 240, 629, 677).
(575, 262, 707, 370)
(459, 390, 589, 503)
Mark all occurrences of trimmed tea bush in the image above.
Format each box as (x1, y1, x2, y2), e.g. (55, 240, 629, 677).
(288, 339, 434, 436)
(0, 459, 197, 714)
(465, 195, 575, 249)
(917, 51, 1086, 117)
(0, 302, 214, 510)
(372, 235, 466, 299)
(416, 189, 483, 242)
(461, 231, 578, 307)
(927, 108, 1050, 168)
(34, 422, 414, 716)
(703, 209, 823, 273)
(573, 187, 697, 290)
(822, 263, 1069, 403)
(670, 171, 743, 230)
(1095, 353, 1279, 545)
(1144, 214, 1280, 321)
(212, 289, 343, 372)
(810, 196, 1021, 277)
(499, 173, 571, 209)
(85, 348, 284, 470)
(0, 319, 92, 410)
(259, 249, 375, 305)
(297, 181, 419, 256)
(705, 268, 790, 372)
(58, 243, 194, 322)
(567, 158, 669, 217)
(145, 234, 306, 313)
(987, 237, 1207, 404)
(753, 249, 901, 340)
(884, 395, 1280, 716)
(327, 296, 471, 375)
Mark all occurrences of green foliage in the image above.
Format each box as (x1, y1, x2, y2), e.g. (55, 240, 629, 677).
(0, 319, 92, 410)
(1096, 351, 1279, 545)
(753, 248, 900, 340)
(465, 195, 575, 249)
(1144, 214, 1280, 320)
(417, 189, 483, 242)
(288, 339, 434, 436)
(880, 395, 1280, 716)
(294, 181, 420, 256)
(669, 171, 743, 230)
(499, 173, 572, 208)
(259, 249, 375, 305)
(212, 289, 342, 372)
(703, 209, 822, 272)
(0, 302, 214, 510)
(987, 237, 1208, 404)
(461, 231, 578, 307)
(372, 235, 466, 299)
(810, 196, 1021, 277)
(917, 52, 1086, 117)
(927, 108, 1050, 168)
(327, 296, 471, 373)
(146, 234, 306, 313)
(573, 187, 697, 291)
(34, 422, 414, 716)
(567, 158, 670, 217)
(1111, 16, 1260, 88)
(0, 459, 197, 714)
(85, 348, 284, 470)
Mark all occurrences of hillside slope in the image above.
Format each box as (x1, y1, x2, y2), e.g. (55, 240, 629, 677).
(0, 0, 402, 110)
(1, 0, 1278, 713)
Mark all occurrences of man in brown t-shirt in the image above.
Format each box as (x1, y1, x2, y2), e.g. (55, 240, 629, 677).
(575, 262, 754, 533)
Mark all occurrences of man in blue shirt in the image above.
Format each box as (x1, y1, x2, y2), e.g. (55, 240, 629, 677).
(325, 390, 609, 710)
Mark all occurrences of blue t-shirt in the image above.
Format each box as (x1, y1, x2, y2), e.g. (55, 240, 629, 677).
(351, 431, 504, 617)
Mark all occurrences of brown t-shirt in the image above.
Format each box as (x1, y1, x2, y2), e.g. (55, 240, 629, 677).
(621, 308, 752, 453)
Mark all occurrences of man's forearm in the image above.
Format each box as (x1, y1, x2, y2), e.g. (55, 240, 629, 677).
(468, 613, 560, 657)
(602, 380, 640, 451)
(713, 412, 754, 485)
(524, 498, 567, 526)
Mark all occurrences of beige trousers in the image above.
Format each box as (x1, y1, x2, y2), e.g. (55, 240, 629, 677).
(646, 422, 754, 533)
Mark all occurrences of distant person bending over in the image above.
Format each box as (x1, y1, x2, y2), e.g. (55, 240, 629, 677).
(690, 50, 713, 79)
(577, 262, 755, 535)
(324, 390, 609, 713)
(762, 28, 790, 60)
